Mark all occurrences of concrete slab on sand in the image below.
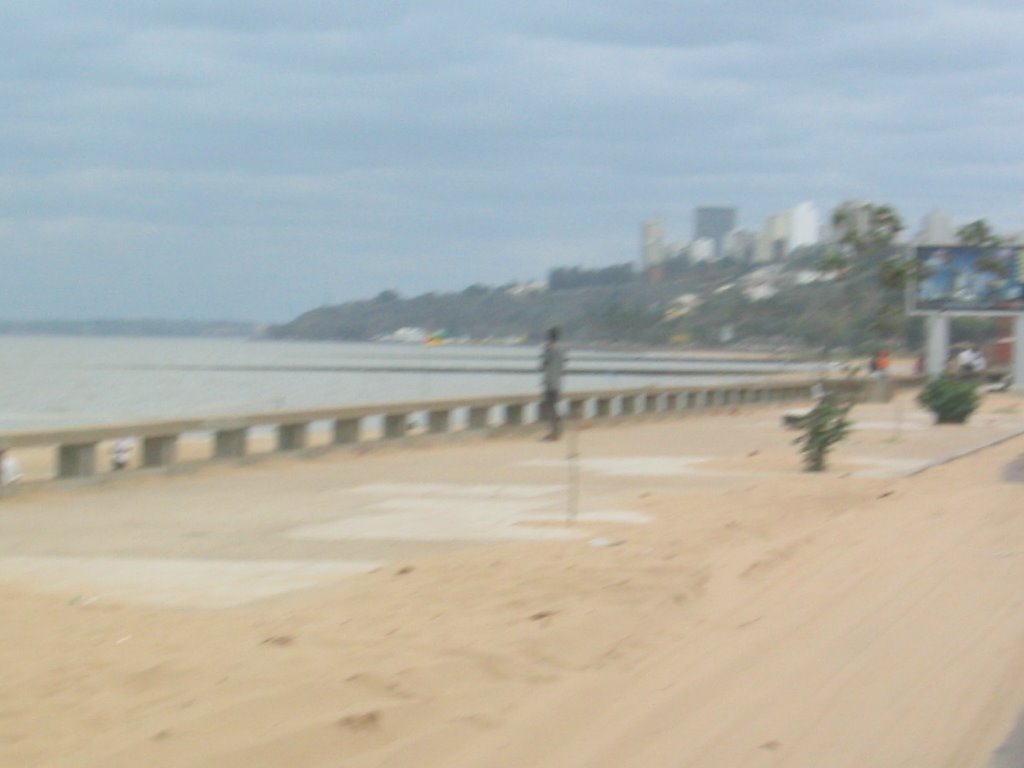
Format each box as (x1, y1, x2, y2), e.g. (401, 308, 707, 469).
(0, 556, 385, 608)
(0, 391, 1021, 609)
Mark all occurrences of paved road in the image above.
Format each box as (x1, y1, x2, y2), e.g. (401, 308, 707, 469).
(991, 711, 1024, 768)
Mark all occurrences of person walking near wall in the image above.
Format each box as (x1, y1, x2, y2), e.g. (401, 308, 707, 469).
(540, 327, 566, 441)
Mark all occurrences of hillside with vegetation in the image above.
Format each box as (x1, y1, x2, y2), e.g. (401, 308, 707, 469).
(269, 212, 1007, 355)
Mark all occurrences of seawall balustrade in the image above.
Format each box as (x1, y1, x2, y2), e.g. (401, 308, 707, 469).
(0, 377, 908, 485)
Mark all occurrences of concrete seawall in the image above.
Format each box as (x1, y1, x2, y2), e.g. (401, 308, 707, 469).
(0, 375, 902, 485)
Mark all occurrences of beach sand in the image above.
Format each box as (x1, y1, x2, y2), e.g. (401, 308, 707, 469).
(2, 391, 1024, 766)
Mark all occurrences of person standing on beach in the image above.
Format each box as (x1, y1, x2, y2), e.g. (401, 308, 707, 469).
(540, 327, 566, 441)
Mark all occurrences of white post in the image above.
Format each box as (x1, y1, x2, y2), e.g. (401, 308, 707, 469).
(1012, 315, 1024, 395)
(925, 314, 950, 376)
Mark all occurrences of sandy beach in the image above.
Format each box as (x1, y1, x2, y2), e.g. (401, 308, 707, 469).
(2, 390, 1024, 767)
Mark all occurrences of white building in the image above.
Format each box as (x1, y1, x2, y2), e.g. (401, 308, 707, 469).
(641, 219, 666, 268)
(689, 237, 716, 263)
(787, 201, 820, 253)
(753, 203, 820, 262)
(722, 227, 757, 262)
(754, 212, 789, 263)
(744, 283, 779, 301)
(665, 240, 690, 261)
(916, 210, 956, 245)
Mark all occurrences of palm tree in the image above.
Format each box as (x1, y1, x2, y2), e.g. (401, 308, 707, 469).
(957, 219, 1001, 248)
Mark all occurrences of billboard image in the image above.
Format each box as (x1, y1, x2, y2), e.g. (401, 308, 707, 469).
(913, 245, 1024, 314)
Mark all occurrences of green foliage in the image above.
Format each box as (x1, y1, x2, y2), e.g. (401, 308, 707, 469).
(877, 255, 919, 291)
(974, 253, 1009, 278)
(957, 219, 1001, 248)
(548, 263, 635, 291)
(917, 375, 980, 424)
(791, 394, 852, 472)
(818, 248, 848, 275)
(833, 204, 904, 259)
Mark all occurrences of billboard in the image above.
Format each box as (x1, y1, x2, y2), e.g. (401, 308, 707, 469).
(912, 245, 1024, 314)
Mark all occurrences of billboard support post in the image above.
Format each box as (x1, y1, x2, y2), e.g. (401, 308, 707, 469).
(1013, 316, 1024, 395)
(925, 314, 950, 376)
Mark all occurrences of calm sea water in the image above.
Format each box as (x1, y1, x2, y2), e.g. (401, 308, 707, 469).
(0, 336, 821, 431)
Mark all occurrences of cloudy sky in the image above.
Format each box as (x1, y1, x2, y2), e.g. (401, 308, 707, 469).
(2, 1, 1022, 321)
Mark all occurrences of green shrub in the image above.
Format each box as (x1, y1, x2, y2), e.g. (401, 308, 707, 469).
(917, 375, 980, 424)
(792, 394, 853, 472)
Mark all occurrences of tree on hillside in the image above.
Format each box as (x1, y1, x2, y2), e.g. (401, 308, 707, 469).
(832, 203, 904, 260)
(818, 247, 848, 276)
(957, 219, 1001, 248)
(827, 203, 910, 348)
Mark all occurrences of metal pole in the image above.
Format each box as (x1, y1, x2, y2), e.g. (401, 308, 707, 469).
(566, 419, 580, 525)
(1012, 315, 1024, 396)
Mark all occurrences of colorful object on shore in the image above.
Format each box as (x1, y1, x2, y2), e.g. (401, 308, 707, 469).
(425, 330, 448, 346)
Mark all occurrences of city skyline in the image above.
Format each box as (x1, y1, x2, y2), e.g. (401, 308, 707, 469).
(2, 1, 1022, 321)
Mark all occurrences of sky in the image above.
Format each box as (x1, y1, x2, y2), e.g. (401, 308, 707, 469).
(2, 1, 1023, 322)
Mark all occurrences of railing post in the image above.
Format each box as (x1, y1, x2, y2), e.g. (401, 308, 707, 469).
(142, 435, 178, 468)
(333, 417, 360, 445)
(428, 409, 450, 434)
(504, 403, 524, 427)
(568, 398, 586, 420)
(215, 428, 247, 459)
(468, 406, 489, 430)
(57, 443, 97, 478)
(277, 423, 308, 451)
(384, 413, 408, 439)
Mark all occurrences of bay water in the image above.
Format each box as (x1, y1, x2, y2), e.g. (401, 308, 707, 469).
(0, 336, 820, 432)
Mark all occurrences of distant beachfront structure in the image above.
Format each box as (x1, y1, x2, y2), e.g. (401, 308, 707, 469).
(788, 202, 820, 252)
(641, 219, 666, 268)
(688, 237, 716, 264)
(694, 206, 738, 260)
(722, 227, 757, 262)
(754, 201, 820, 263)
(640, 201, 821, 270)
(915, 210, 956, 246)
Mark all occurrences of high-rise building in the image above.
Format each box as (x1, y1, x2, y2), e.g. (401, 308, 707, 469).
(722, 227, 756, 262)
(787, 202, 820, 253)
(640, 219, 665, 269)
(754, 212, 789, 263)
(694, 206, 738, 259)
(916, 210, 956, 245)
